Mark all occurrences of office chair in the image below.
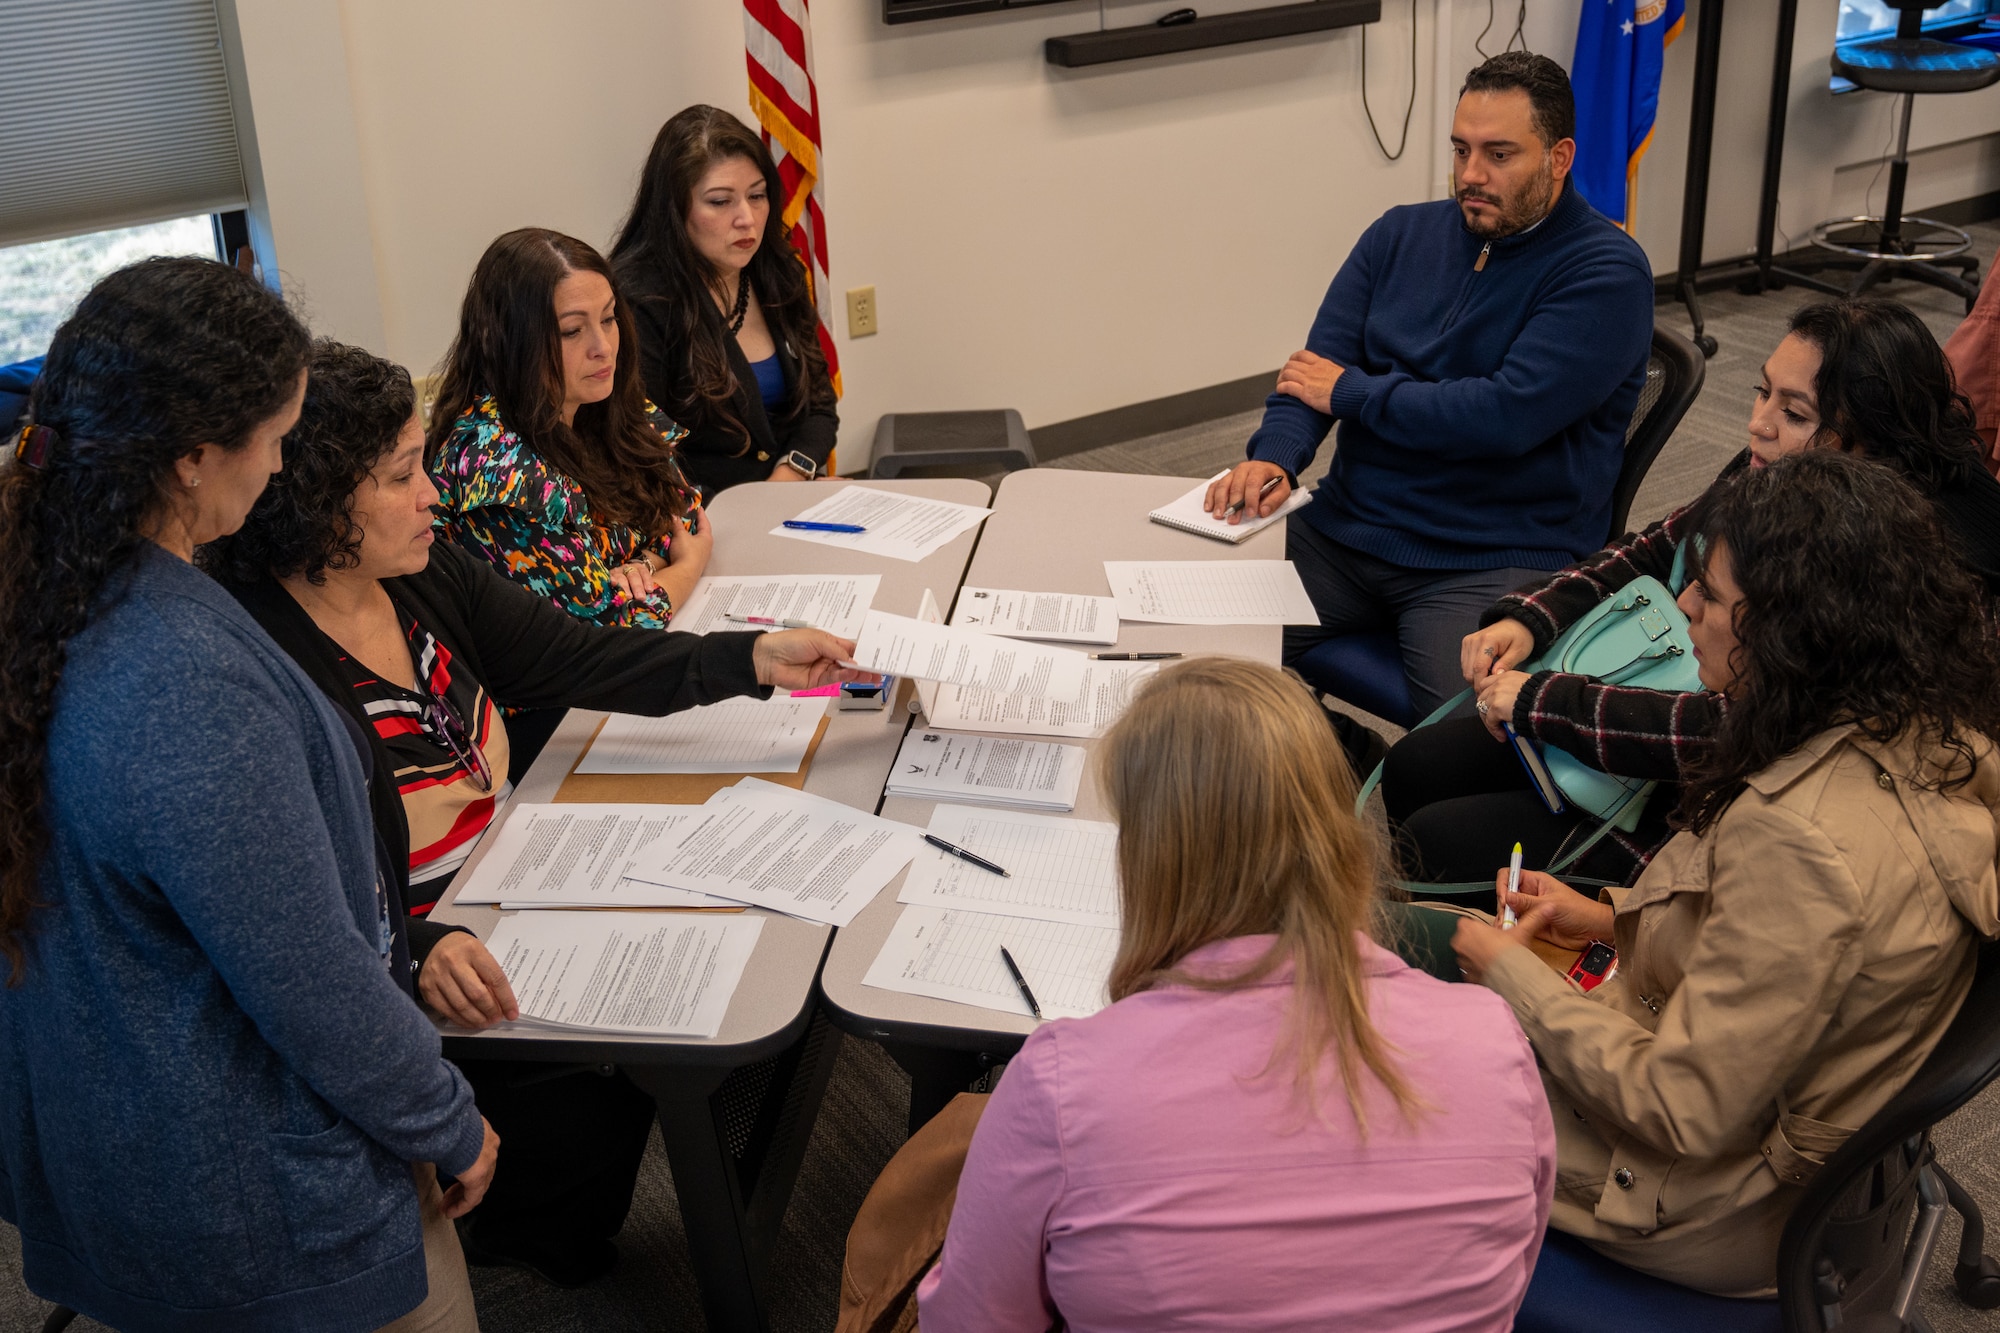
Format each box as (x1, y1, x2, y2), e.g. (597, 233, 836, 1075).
(1790, 2, 2000, 312)
(1517, 943, 2000, 1332)
(1292, 324, 1705, 728)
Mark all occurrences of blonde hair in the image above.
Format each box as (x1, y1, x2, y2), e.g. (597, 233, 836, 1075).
(1098, 657, 1419, 1129)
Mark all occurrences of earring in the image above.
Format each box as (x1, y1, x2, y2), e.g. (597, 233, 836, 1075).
(188, 476, 200, 489)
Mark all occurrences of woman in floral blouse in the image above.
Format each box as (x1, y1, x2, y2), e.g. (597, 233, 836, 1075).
(428, 228, 711, 630)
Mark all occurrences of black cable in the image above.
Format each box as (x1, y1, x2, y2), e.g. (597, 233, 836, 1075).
(1361, 0, 1419, 161)
(1505, 0, 1529, 53)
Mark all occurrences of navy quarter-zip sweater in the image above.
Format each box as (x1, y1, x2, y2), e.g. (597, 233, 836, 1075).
(1248, 181, 1654, 571)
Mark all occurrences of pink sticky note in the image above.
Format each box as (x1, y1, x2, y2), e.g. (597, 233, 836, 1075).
(789, 684, 842, 697)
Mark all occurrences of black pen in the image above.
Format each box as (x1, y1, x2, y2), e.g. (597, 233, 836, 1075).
(999, 946, 1044, 1021)
(1089, 652, 1182, 661)
(922, 834, 1011, 877)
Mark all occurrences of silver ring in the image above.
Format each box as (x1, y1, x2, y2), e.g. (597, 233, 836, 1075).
(1476, 700, 1490, 716)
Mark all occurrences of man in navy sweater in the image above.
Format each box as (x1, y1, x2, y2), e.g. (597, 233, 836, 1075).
(1207, 52, 1654, 719)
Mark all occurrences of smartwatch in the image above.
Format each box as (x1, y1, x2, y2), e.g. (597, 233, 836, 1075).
(779, 449, 820, 480)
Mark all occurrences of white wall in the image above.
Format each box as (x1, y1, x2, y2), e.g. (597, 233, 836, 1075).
(228, 0, 2000, 469)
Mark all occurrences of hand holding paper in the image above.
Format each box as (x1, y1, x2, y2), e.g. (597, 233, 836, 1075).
(753, 628, 880, 691)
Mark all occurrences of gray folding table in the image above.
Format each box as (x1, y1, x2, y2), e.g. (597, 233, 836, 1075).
(427, 477, 990, 1332)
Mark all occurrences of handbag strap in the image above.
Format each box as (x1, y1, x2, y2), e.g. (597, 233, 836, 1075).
(1350, 687, 1646, 898)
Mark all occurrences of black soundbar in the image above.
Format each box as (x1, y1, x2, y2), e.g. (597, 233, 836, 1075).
(1045, 0, 1380, 67)
(882, 0, 1067, 23)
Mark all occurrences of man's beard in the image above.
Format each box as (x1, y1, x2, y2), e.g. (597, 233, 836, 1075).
(1457, 164, 1558, 239)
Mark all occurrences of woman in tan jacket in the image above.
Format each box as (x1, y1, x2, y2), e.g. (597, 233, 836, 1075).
(1454, 450, 2000, 1297)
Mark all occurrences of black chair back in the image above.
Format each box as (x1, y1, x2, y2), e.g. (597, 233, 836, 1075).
(1777, 943, 2000, 1331)
(1608, 324, 1705, 543)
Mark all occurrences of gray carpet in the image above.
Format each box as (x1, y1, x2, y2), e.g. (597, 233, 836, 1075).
(7, 240, 2000, 1332)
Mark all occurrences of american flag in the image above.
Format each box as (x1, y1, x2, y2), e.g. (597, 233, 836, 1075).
(743, 0, 842, 396)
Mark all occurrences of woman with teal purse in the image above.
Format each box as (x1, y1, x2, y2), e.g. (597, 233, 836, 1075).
(1381, 298, 2000, 889)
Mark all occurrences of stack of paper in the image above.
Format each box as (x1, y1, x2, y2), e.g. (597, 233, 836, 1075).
(670, 573, 879, 638)
(772, 487, 992, 562)
(885, 730, 1086, 812)
(576, 696, 827, 775)
(485, 911, 763, 1038)
(453, 782, 921, 925)
(863, 808, 1123, 1022)
(853, 609, 1157, 740)
(949, 587, 1119, 647)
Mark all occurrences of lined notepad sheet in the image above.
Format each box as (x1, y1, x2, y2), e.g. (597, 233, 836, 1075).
(771, 486, 992, 562)
(487, 911, 763, 1037)
(863, 906, 1118, 1021)
(671, 574, 880, 638)
(899, 807, 1119, 927)
(1147, 471, 1310, 544)
(949, 587, 1119, 646)
(575, 696, 828, 775)
(1102, 560, 1319, 625)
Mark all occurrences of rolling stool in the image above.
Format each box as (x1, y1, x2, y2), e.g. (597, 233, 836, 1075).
(1792, 3, 2000, 311)
(867, 409, 1036, 478)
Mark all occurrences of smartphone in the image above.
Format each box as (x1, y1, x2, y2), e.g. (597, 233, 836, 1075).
(1566, 941, 1618, 993)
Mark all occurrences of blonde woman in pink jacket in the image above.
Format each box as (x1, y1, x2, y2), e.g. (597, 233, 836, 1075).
(919, 658, 1555, 1332)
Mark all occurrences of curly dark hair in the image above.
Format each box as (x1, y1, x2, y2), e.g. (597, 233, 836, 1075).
(202, 340, 415, 586)
(0, 257, 310, 982)
(426, 228, 688, 537)
(1788, 298, 1986, 492)
(609, 105, 835, 457)
(1676, 450, 2000, 834)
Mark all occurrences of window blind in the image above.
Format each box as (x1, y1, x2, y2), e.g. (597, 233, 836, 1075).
(0, 0, 247, 248)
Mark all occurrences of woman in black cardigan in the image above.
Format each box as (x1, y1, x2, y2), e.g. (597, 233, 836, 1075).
(204, 340, 865, 1287)
(611, 104, 839, 500)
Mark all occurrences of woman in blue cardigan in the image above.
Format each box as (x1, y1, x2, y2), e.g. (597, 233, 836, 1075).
(0, 258, 496, 1333)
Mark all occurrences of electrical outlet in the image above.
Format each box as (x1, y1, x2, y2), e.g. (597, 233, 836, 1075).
(846, 285, 878, 338)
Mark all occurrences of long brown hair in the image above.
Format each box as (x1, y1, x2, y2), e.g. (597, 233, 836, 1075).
(426, 228, 686, 535)
(1098, 658, 1419, 1129)
(0, 258, 309, 983)
(609, 105, 833, 455)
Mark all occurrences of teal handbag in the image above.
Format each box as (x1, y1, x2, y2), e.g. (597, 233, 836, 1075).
(1355, 543, 1703, 891)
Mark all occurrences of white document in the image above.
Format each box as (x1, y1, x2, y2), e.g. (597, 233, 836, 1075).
(922, 661, 1158, 740)
(771, 486, 992, 562)
(620, 779, 920, 926)
(885, 731, 1086, 812)
(899, 807, 1119, 927)
(1147, 471, 1311, 544)
(671, 573, 880, 638)
(853, 611, 1091, 699)
(454, 805, 730, 908)
(1102, 559, 1320, 625)
(575, 696, 827, 775)
(862, 905, 1118, 1021)
(486, 911, 763, 1037)
(949, 587, 1119, 647)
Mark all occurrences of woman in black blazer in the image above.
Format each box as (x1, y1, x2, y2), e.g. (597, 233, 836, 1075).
(611, 104, 839, 501)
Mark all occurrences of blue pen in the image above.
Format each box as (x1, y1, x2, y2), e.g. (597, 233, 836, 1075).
(783, 520, 867, 533)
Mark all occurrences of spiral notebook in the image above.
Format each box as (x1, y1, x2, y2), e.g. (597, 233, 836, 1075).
(1148, 471, 1311, 544)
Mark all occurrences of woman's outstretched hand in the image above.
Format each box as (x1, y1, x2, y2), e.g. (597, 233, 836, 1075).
(752, 629, 881, 692)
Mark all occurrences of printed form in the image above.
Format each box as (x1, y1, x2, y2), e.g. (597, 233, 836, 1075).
(1102, 560, 1319, 625)
(884, 731, 1086, 812)
(453, 805, 733, 909)
(576, 696, 827, 775)
(486, 911, 763, 1037)
(852, 611, 1091, 698)
(671, 573, 880, 638)
(949, 587, 1119, 646)
(922, 661, 1158, 740)
(620, 779, 920, 926)
(862, 907, 1118, 1021)
(898, 807, 1119, 928)
(771, 486, 991, 562)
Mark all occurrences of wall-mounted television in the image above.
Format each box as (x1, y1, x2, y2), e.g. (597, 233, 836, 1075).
(884, 0, 1068, 23)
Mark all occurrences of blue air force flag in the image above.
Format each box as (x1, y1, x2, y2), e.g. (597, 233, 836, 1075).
(1570, 0, 1686, 229)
